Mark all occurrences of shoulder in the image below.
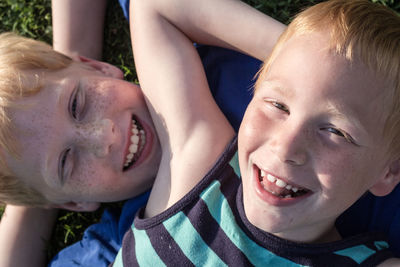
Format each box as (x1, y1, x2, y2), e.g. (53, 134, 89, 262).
(377, 258, 400, 267)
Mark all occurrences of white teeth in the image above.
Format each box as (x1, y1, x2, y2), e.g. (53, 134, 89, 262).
(259, 168, 305, 195)
(275, 178, 287, 188)
(124, 119, 146, 167)
(262, 170, 303, 194)
(131, 135, 139, 144)
(267, 174, 276, 183)
(129, 144, 138, 153)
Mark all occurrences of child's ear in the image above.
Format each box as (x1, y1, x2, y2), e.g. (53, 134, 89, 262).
(74, 55, 124, 79)
(370, 160, 400, 196)
(52, 201, 100, 212)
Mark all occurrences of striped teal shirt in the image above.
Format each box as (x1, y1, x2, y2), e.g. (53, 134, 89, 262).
(114, 137, 392, 266)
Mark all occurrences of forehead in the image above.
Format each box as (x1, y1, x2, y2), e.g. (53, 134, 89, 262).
(260, 32, 390, 138)
(7, 77, 65, 188)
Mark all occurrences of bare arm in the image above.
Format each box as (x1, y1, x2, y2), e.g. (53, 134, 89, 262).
(52, 0, 107, 59)
(132, 0, 284, 62)
(0, 205, 58, 267)
(130, 0, 284, 216)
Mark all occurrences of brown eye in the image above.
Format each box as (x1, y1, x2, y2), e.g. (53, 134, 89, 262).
(321, 127, 358, 145)
(272, 102, 290, 114)
(325, 127, 345, 137)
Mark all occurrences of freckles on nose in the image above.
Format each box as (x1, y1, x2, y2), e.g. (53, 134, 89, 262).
(75, 119, 115, 157)
(88, 86, 116, 114)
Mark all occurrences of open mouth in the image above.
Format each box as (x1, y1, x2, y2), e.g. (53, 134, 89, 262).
(258, 168, 310, 198)
(123, 115, 146, 171)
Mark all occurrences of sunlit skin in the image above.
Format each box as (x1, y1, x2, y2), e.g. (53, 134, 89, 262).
(5, 59, 161, 211)
(238, 31, 396, 243)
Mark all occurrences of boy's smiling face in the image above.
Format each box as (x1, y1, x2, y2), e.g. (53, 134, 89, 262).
(238, 31, 397, 243)
(6, 59, 161, 210)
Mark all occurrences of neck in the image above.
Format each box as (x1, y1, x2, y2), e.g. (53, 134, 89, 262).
(275, 222, 342, 244)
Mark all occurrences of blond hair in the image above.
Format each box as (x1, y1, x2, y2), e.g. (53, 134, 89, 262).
(256, 0, 400, 158)
(0, 32, 72, 206)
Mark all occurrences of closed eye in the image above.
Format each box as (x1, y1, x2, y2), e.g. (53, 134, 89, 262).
(58, 148, 71, 184)
(71, 94, 78, 118)
(69, 83, 85, 120)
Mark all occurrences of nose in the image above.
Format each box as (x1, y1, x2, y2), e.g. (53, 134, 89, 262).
(269, 123, 308, 166)
(76, 119, 116, 157)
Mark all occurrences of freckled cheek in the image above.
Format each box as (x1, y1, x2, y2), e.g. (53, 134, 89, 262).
(316, 152, 365, 190)
(87, 89, 118, 116)
(69, 158, 113, 192)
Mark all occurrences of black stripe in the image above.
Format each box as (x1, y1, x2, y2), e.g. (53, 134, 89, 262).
(184, 197, 253, 266)
(121, 229, 140, 267)
(360, 249, 393, 267)
(299, 253, 359, 266)
(219, 166, 241, 216)
(146, 222, 195, 266)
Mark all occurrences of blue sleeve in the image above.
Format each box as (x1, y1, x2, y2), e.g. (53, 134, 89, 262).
(48, 191, 150, 267)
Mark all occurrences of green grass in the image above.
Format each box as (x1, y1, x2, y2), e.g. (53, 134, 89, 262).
(0, 0, 399, 263)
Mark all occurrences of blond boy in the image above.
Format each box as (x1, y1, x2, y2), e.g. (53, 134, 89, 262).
(115, 0, 400, 265)
(0, 32, 161, 210)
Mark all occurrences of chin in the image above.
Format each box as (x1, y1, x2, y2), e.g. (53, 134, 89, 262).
(243, 195, 283, 232)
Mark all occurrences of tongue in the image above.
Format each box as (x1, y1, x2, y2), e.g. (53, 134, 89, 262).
(260, 179, 289, 196)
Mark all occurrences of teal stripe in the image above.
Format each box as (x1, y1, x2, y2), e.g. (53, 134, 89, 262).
(113, 249, 124, 266)
(163, 211, 227, 267)
(229, 151, 241, 178)
(334, 245, 376, 264)
(200, 180, 304, 267)
(133, 227, 166, 267)
(374, 241, 389, 251)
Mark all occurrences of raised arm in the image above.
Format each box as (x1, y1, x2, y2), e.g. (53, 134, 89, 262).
(130, 0, 284, 216)
(52, 0, 107, 60)
(0, 205, 58, 267)
(132, 0, 284, 62)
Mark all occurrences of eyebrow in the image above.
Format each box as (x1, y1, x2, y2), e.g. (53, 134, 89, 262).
(325, 102, 367, 136)
(261, 80, 295, 98)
